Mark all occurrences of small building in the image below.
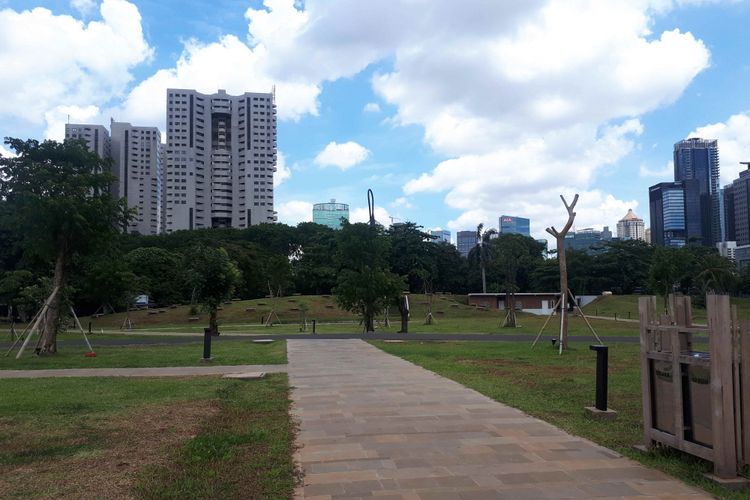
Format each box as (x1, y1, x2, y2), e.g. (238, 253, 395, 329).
(468, 293, 598, 315)
(312, 199, 349, 229)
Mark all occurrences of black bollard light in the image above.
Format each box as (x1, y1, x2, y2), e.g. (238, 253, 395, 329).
(590, 345, 608, 411)
(202, 327, 212, 361)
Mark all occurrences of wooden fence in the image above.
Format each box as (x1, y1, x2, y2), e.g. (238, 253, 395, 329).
(639, 294, 749, 480)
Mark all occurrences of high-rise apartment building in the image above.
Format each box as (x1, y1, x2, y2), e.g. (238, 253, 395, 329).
(722, 185, 735, 241)
(429, 230, 451, 243)
(65, 124, 110, 159)
(499, 215, 530, 236)
(456, 231, 477, 257)
(673, 138, 720, 245)
(649, 182, 687, 247)
(65, 122, 162, 235)
(110, 121, 163, 235)
(616, 209, 645, 241)
(730, 164, 750, 246)
(164, 88, 277, 233)
(312, 199, 349, 229)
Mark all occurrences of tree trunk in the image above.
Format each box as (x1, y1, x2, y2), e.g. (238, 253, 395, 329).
(505, 291, 517, 327)
(364, 312, 375, 333)
(397, 296, 409, 333)
(481, 265, 487, 294)
(557, 237, 568, 350)
(40, 250, 66, 354)
(209, 307, 219, 336)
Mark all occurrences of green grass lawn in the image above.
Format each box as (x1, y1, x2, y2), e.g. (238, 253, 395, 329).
(584, 293, 750, 323)
(372, 340, 747, 499)
(0, 338, 286, 370)
(0, 374, 295, 499)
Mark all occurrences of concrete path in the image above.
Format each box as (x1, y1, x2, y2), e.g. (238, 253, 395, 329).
(0, 364, 287, 379)
(288, 339, 707, 499)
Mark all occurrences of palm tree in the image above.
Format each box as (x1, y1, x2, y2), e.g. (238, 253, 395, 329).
(475, 223, 497, 293)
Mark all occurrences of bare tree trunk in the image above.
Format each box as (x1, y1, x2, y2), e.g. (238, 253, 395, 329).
(397, 296, 409, 333)
(505, 291, 517, 327)
(40, 250, 66, 353)
(557, 238, 568, 350)
(481, 265, 487, 294)
(209, 307, 219, 336)
(365, 311, 375, 333)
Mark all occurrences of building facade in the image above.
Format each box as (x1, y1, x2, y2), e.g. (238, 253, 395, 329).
(164, 88, 277, 233)
(456, 230, 477, 257)
(730, 164, 750, 246)
(499, 215, 530, 236)
(312, 199, 349, 229)
(429, 230, 451, 243)
(649, 181, 687, 247)
(110, 121, 163, 235)
(65, 124, 110, 159)
(66, 122, 162, 235)
(673, 138, 720, 245)
(616, 209, 645, 240)
(564, 228, 607, 253)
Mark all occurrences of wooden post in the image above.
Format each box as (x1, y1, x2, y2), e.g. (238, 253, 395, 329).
(706, 294, 738, 479)
(639, 296, 656, 449)
(545, 194, 578, 353)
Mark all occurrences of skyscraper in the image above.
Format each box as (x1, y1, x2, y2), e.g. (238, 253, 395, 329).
(64, 124, 110, 159)
(110, 121, 163, 235)
(164, 88, 277, 233)
(429, 230, 451, 243)
(673, 138, 720, 245)
(312, 199, 349, 229)
(65, 122, 163, 235)
(499, 215, 530, 236)
(730, 164, 750, 246)
(649, 182, 687, 247)
(456, 231, 477, 257)
(616, 209, 645, 241)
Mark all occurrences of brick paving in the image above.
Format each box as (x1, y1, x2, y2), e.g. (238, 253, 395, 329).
(288, 339, 707, 499)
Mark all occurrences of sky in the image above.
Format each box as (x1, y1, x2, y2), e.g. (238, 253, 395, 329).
(1, 0, 750, 244)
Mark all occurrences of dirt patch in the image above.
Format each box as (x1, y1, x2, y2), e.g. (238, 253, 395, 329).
(0, 399, 219, 499)
(457, 358, 587, 379)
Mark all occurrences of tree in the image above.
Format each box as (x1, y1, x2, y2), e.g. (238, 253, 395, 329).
(185, 246, 241, 336)
(333, 222, 404, 332)
(470, 223, 497, 293)
(0, 138, 130, 353)
(124, 247, 187, 305)
(388, 222, 432, 292)
(649, 246, 689, 310)
(490, 234, 545, 327)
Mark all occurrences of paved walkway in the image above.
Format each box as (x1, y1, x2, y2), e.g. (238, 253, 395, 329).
(288, 339, 707, 499)
(0, 364, 287, 378)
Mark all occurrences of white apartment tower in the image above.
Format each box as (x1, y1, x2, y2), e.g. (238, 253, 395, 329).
(110, 121, 164, 235)
(66, 122, 163, 235)
(65, 124, 111, 159)
(616, 208, 646, 241)
(164, 88, 277, 232)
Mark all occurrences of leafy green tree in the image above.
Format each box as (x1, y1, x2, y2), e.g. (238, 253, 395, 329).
(0, 138, 130, 352)
(185, 246, 241, 335)
(333, 222, 404, 332)
(489, 234, 545, 326)
(124, 247, 187, 305)
(469, 224, 496, 293)
(388, 222, 432, 292)
(649, 246, 690, 310)
(76, 252, 141, 312)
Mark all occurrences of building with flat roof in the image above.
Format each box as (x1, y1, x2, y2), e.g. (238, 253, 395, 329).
(673, 138, 720, 245)
(313, 199, 349, 229)
(429, 230, 451, 243)
(65, 123, 110, 159)
(499, 215, 530, 236)
(456, 230, 477, 257)
(649, 181, 687, 247)
(164, 88, 277, 232)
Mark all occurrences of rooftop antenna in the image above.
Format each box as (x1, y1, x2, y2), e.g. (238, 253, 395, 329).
(367, 189, 376, 227)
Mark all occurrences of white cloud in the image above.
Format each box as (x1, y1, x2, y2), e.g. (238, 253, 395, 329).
(0, 0, 152, 133)
(44, 105, 101, 141)
(71, 0, 97, 16)
(363, 102, 381, 113)
(0, 144, 16, 158)
(276, 200, 313, 225)
(314, 141, 370, 170)
(349, 206, 393, 226)
(391, 196, 412, 209)
(688, 112, 750, 185)
(274, 151, 291, 187)
(640, 160, 674, 178)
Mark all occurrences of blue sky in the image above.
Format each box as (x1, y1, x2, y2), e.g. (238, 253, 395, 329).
(1, 0, 750, 243)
